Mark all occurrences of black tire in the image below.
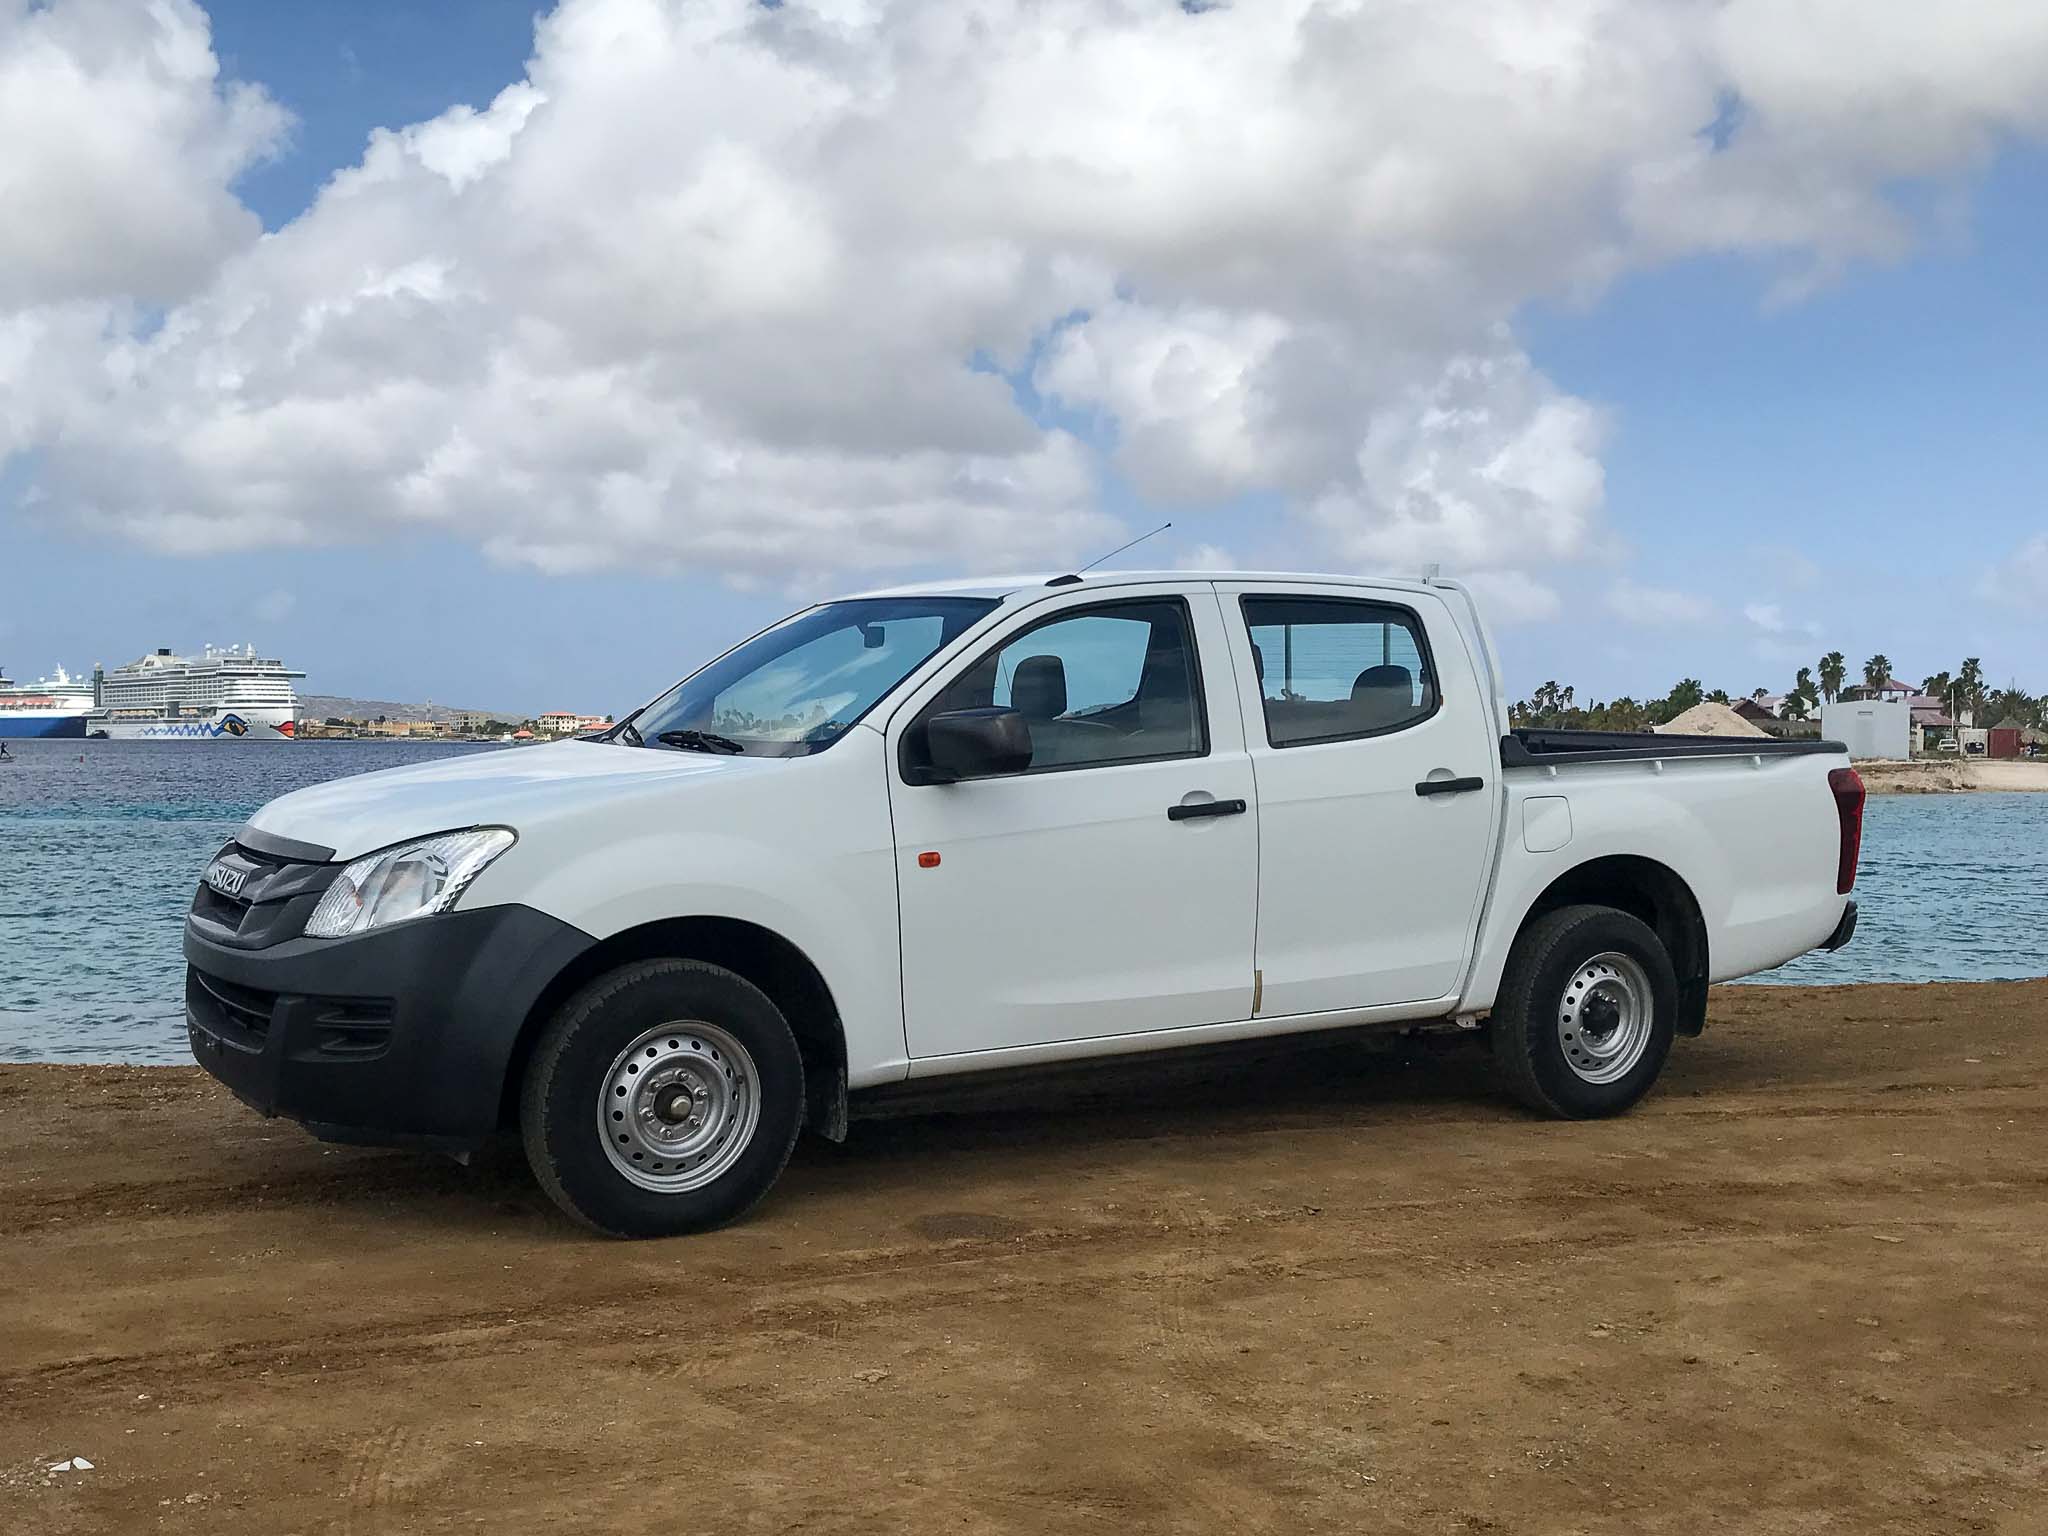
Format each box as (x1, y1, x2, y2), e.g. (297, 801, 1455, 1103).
(1489, 904, 1678, 1119)
(520, 959, 804, 1238)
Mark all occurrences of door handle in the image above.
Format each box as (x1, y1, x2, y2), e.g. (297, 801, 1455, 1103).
(1415, 776, 1485, 797)
(1167, 798, 1247, 821)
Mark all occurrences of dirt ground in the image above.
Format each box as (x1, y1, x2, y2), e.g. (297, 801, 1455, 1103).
(3, 982, 2045, 1535)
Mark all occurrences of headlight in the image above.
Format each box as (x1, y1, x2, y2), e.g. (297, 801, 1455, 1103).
(305, 828, 516, 940)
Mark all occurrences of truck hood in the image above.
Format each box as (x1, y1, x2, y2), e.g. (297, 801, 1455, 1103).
(244, 741, 781, 861)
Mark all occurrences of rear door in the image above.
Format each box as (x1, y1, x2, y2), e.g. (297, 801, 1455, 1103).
(1217, 583, 1499, 1017)
(886, 584, 1259, 1059)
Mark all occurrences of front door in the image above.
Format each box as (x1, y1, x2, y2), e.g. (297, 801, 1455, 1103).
(1218, 584, 1500, 1017)
(887, 586, 1258, 1060)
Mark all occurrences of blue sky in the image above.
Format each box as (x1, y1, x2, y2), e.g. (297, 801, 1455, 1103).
(2, 1, 2041, 716)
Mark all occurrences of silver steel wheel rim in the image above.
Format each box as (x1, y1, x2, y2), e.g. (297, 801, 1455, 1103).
(598, 1021, 760, 1193)
(1556, 951, 1654, 1085)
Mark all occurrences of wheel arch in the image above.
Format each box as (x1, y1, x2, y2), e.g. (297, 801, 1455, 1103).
(1511, 855, 1710, 1036)
(500, 915, 849, 1139)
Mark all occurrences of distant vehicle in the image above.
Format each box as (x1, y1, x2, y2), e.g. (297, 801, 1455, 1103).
(183, 570, 1863, 1237)
(1937, 736, 1961, 753)
(1964, 739, 1987, 756)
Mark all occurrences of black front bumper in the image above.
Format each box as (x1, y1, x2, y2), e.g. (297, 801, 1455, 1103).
(184, 904, 594, 1153)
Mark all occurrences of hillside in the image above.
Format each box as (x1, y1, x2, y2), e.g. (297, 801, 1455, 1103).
(296, 693, 528, 726)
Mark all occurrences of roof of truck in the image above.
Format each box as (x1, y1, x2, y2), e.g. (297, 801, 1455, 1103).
(843, 569, 1442, 602)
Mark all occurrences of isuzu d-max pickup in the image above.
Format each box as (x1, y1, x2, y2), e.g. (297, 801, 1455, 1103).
(184, 570, 1862, 1236)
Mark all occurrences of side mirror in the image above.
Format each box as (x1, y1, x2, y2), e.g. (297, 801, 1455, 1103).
(915, 707, 1032, 783)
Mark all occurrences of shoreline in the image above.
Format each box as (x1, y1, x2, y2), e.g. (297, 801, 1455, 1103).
(1854, 757, 2048, 794)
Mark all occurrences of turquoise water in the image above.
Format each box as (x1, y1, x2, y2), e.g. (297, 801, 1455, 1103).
(2, 738, 2042, 1062)
(1752, 789, 2048, 986)
(1, 738, 500, 1062)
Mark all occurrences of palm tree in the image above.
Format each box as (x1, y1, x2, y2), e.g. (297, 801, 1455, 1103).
(1943, 674, 1969, 725)
(1958, 657, 1985, 723)
(1819, 652, 1846, 704)
(1985, 687, 2037, 727)
(1783, 666, 1816, 721)
(1863, 654, 1892, 694)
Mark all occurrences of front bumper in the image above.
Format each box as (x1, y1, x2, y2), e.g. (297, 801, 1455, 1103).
(184, 904, 594, 1153)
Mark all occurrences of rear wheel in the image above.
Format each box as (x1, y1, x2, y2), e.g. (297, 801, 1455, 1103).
(1489, 904, 1678, 1118)
(520, 959, 804, 1237)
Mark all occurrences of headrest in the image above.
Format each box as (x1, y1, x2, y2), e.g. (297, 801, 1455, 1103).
(1138, 651, 1190, 731)
(1352, 664, 1412, 700)
(1249, 642, 1265, 682)
(1012, 654, 1067, 719)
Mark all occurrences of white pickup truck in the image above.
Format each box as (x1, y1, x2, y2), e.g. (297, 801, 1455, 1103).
(185, 570, 1863, 1237)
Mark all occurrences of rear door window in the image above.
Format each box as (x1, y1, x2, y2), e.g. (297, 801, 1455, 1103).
(1240, 596, 1438, 746)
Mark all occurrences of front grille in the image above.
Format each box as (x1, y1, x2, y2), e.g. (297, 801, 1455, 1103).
(186, 966, 278, 1047)
(188, 841, 340, 949)
(191, 883, 248, 929)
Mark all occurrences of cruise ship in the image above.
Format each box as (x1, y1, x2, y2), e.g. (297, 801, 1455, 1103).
(0, 664, 96, 738)
(89, 644, 303, 742)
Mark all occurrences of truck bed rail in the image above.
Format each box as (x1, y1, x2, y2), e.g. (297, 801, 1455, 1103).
(1501, 729, 1847, 768)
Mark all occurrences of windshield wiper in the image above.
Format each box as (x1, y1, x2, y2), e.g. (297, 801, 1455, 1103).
(656, 728, 747, 755)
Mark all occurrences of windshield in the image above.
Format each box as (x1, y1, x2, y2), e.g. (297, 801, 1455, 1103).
(622, 597, 998, 757)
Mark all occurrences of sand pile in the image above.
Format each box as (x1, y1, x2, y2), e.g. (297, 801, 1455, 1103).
(1654, 701, 1771, 737)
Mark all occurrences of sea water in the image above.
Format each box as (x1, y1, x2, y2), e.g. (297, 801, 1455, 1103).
(2, 738, 2043, 1063)
(2, 738, 498, 1062)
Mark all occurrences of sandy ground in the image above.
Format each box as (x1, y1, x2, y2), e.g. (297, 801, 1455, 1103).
(1858, 758, 2048, 794)
(4, 982, 2046, 1535)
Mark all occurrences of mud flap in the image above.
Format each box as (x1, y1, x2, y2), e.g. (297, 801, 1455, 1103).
(1676, 976, 1710, 1037)
(807, 1060, 848, 1143)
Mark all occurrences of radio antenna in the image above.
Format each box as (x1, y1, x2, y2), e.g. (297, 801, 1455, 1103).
(1078, 521, 1173, 574)
(1044, 522, 1177, 586)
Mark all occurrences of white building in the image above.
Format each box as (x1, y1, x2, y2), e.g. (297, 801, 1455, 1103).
(1821, 699, 1910, 760)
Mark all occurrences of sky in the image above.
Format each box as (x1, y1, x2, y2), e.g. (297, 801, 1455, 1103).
(1, 0, 2043, 717)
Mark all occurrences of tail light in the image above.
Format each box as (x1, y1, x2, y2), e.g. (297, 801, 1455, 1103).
(1828, 766, 1865, 894)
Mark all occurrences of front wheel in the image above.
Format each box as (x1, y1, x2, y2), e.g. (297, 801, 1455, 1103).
(1489, 904, 1678, 1118)
(520, 959, 805, 1237)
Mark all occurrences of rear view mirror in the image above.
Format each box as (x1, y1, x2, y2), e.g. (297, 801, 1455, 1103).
(915, 707, 1032, 783)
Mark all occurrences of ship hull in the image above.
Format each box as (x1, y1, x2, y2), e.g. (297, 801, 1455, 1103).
(0, 714, 88, 739)
(91, 707, 296, 742)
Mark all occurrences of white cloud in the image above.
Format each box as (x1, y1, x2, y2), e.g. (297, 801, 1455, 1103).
(0, 0, 286, 309)
(4, 0, 2047, 588)
(1174, 542, 1237, 574)
(1750, 544, 1822, 591)
(252, 588, 294, 623)
(1606, 579, 1717, 628)
(1982, 533, 2048, 607)
(1304, 345, 1609, 575)
(1742, 597, 1825, 663)
(1743, 600, 1822, 639)
(1036, 304, 1294, 502)
(1462, 569, 1562, 627)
